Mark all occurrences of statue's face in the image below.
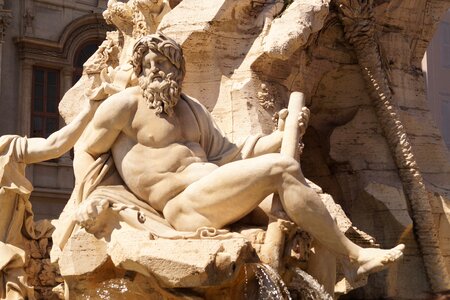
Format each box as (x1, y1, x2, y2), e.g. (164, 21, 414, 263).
(142, 50, 179, 82)
(138, 48, 181, 115)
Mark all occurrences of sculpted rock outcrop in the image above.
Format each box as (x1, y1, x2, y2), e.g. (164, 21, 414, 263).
(52, 32, 404, 298)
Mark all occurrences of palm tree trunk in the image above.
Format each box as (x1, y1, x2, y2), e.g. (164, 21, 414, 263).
(336, 0, 450, 292)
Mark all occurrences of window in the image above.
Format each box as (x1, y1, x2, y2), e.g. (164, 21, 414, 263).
(31, 67, 60, 138)
(73, 41, 102, 84)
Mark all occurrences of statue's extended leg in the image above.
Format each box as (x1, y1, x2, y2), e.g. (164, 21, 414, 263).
(278, 167, 404, 279)
(307, 240, 336, 295)
(163, 152, 403, 279)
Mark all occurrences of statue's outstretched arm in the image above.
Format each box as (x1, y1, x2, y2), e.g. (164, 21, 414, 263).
(23, 99, 99, 164)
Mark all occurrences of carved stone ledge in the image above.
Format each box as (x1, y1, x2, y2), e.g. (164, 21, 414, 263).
(0, 9, 12, 43)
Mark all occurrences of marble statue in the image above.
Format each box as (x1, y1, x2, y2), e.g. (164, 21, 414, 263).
(52, 33, 404, 298)
(1, 0, 445, 298)
(0, 99, 97, 300)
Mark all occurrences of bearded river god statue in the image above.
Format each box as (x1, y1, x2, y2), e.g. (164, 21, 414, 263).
(0, 0, 445, 298)
(47, 32, 404, 299)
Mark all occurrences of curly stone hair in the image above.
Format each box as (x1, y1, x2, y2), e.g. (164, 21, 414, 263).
(131, 32, 186, 84)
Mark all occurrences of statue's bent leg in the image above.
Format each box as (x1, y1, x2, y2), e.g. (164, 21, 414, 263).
(163, 153, 299, 231)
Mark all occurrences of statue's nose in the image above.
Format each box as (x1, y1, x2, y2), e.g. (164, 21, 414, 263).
(149, 63, 159, 72)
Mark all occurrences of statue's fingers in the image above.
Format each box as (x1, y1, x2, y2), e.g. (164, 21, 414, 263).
(82, 219, 95, 230)
(80, 210, 90, 223)
(279, 108, 288, 119)
(303, 108, 311, 122)
(278, 109, 288, 130)
(298, 110, 310, 127)
(86, 202, 96, 218)
(99, 199, 109, 209)
(97, 199, 110, 214)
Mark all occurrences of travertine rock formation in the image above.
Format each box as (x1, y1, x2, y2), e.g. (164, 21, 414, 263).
(15, 0, 448, 299)
(24, 234, 63, 300)
(157, 0, 450, 298)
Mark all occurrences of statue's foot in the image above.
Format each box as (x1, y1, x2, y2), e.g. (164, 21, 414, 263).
(355, 244, 405, 278)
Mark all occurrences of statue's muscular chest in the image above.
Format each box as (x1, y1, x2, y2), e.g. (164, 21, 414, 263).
(128, 101, 200, 148)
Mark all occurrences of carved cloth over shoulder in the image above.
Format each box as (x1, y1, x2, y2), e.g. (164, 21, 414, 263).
(0, 135, 31, 196)
(181, 93, 262, 165)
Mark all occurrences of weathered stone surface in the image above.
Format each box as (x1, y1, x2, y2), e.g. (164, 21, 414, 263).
(107, 228, 252, 288)
(59, 230, 108, 277)
(262, 0, 329, 60)
(24, 235, 63, 300)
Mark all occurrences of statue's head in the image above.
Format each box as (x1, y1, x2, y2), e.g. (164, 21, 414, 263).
(132, 32, 185, 82)
(131, 32, 185, 116)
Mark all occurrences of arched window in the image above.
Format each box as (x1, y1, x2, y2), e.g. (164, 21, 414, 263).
(72, 40, 103, 85)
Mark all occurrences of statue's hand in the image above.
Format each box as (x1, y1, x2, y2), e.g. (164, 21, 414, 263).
(276, 106, 310, 136)
(78, 96, 102, 122)
(74, 198, 110, 231)
(298, 106, 310, 137)
(275, 108, 289, 132)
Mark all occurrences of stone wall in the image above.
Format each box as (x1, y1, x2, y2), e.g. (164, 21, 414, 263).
(159, 0, 450, 298)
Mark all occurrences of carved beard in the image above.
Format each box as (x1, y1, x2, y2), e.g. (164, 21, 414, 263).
(138, 70, 181, 116)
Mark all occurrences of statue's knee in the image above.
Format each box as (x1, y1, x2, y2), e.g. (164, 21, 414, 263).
(164, 199, 204, 231)
(270, 154, 300, 175)
(164, 201, 213, 231)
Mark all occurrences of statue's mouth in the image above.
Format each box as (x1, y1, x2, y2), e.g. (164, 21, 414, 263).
(150, 71, 165, 82)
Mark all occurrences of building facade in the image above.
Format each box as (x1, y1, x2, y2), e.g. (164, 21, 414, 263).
(0, 0, 109, 219)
